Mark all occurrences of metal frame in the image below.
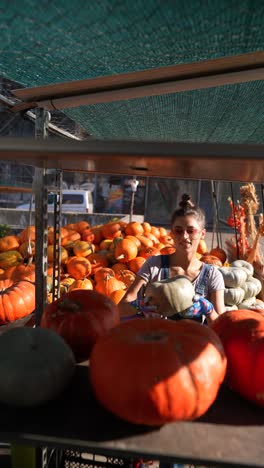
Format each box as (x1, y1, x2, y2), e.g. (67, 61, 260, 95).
(10, 51, 264, 111)
(0, 137, 264, 182)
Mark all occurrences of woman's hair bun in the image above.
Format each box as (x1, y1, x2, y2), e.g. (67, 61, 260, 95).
(179, 193, 195, 209)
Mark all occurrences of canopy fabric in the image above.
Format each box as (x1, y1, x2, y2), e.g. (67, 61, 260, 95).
(0, 0, 264, 143)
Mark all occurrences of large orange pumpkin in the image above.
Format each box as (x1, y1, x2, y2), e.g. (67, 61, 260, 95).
(40, 289, 120, 361)
(0, 279, 35, 324)
(90, 318, 226, 425)
(212, 309, 264, 407)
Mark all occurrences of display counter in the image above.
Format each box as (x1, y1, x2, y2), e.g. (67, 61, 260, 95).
(0, 365, 263, 467)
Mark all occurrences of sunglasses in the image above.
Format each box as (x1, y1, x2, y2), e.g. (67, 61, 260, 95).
(171, 227, 201, 238)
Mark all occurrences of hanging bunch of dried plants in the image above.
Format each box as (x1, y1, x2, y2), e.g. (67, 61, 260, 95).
(225, 182, 264, 299)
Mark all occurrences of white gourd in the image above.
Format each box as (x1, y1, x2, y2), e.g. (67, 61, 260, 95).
(231, 260, 254, 279)
(0, 327, 76, 406)
(219, 266, 247, 288)
(243, 277, 262, 300)
(237, 297, 257, 309)
(225, 305, 238, 311)
(144, 275, 196, 317)
(224, 287, 245, 306)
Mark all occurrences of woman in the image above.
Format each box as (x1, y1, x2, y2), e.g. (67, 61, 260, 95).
(121, 194, 225, 323)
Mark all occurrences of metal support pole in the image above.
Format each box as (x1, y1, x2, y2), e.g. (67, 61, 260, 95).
(51, 169, 63, 302)
(34, 108, 50, 326)
(129, 176, 139, 222)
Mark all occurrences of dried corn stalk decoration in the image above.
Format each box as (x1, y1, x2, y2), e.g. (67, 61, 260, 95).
(226, 183, 264, 299)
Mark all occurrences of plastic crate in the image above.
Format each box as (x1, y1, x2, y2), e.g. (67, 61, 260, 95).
(60, 450, 136, 468)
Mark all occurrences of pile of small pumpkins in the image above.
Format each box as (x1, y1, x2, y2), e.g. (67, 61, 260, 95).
(0, 218, 232, 325)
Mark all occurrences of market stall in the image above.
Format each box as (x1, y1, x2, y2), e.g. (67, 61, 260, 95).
(0, 2, 263, 467)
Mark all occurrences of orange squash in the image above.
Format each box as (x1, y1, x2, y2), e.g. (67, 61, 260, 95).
(197, 239, 207, 255)
(115, 238, 138, 263)
(73, 240, 94, 257)
(125, 221, 144, 236)
(0, 251, 23, 270)
(94, 267, 115, 283)
(101, 221, 123, 240)
(210, 246, 227, 264)
(128, 256, 146, 273)
(212, 309, 264, 407)
(18, 226, 36, 244)
(0, 235, 20, 253)
(115, 269, 136, 288)
(95, 275, 125, 297)
(66, 256, 92, 279)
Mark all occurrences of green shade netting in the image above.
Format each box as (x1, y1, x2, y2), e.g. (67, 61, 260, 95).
(0, 0, 263, 143)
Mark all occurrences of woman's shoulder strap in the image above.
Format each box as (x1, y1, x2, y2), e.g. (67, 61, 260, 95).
(195, 263, 213, 296)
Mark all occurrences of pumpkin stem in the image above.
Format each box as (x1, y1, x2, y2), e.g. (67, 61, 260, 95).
(138, 331, 168, 343)
(59, 298, 80, 312)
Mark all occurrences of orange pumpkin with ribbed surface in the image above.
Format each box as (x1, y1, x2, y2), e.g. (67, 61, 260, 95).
(66, 256, 92, 279)
(94, 268, 115, 283)
(90, 318, 226, 425)
(0, 279, 35, 324)
(95, 275, 125, 297)
(87, 253, 109, 273)
(111, 263, 128, 274)
(115, 269, 136, 288)
(41, 289, 120, 361)
(125, 221, 144, 236)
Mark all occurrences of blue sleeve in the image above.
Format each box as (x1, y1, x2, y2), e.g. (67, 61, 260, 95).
(183, 297, 214, 318)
